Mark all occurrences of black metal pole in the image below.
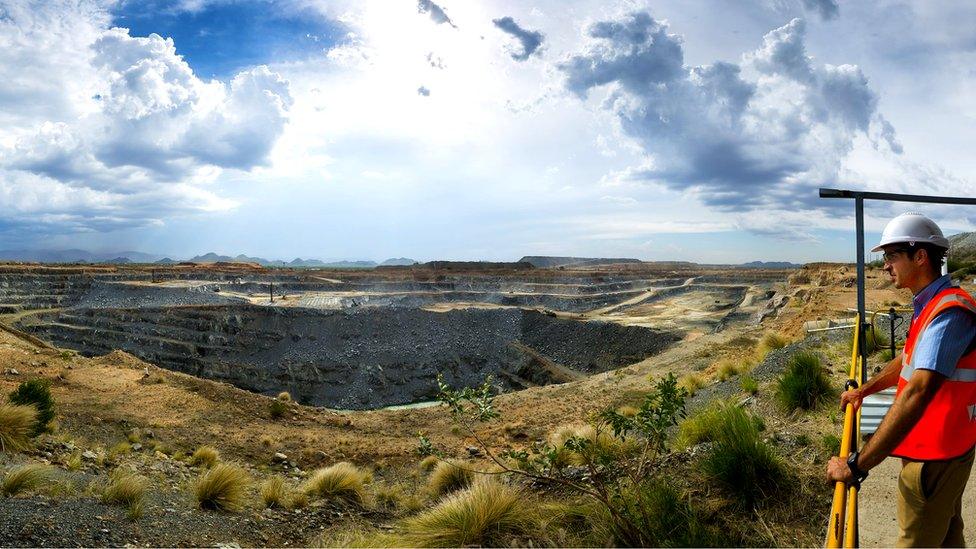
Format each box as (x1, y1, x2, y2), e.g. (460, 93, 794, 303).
(855, 196, 868, 386)
(889, 306, 896, 359)
(270, 282, 274, 303)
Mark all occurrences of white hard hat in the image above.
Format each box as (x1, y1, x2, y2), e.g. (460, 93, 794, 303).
(871, 212, 949, 252)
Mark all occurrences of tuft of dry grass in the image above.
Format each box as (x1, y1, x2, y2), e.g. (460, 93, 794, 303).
(715, 358, 750, 381)
(195, 463, 250, 512)
(678, 373, 706, 395)
(427, 460, 475, 498)
(261, 476, 288, 508)
(547, 424, 618, 468)
(756, 332, 789, 360)
(102, 471, 148, 507)
(0, 403, 38, 452)
(303, 462, 369, 504)
(419, 455, 439, 472)
(191, 445, 220, 468)
(615, 405, 638, 418)
(373, 481, 406, 510)
(399, 480, 535, 548)
(277, 391, 291, 402)
(2, 463, 54, 496)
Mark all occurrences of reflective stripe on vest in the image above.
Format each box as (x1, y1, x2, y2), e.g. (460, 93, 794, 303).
(892, 287, 976, 461)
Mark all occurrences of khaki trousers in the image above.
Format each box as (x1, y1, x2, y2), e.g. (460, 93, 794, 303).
(897, 447, 975, 548)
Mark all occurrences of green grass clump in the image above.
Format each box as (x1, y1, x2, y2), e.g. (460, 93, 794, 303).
(678, 373, 706, 395)
(427, 460, 474, 498)
(776, 352, 833, 411)
(740, 375, 759, 395)
(399, 480, 534, 548)
(595, 478, 729, 547)
(756, 332, 789, 360)
(8, 379, 55, 435)
(195, 463, 250, 512)
(716, 358, 750, 381)
(822, 434, 841, 456)
(191, 445, 220, 468)
(261, 476, 288, 508)
(269, 400, 287, 419)
(699, 405, 784, 508)
(676, 400, 759, 448)
(0, 403, 38, 452)
(2, 463, 54, 496)
(303, 462, 369, 504)
(102, 471, 148, 518)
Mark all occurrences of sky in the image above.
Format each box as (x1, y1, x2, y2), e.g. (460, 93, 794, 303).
(0, 0, 974, 263)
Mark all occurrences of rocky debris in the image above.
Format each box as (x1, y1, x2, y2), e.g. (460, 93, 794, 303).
(755, 293, 790, 324)
(4, 368, 19, 375)
(72, 280, 246, 310)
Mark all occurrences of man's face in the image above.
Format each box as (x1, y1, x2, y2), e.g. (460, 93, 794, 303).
(882, 245, 921, 289)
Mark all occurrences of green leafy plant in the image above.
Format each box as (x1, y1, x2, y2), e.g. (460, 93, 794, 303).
(9, 379, 55, 435)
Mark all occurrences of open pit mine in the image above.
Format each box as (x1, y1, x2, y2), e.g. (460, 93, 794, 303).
(0, 261, 792, 410)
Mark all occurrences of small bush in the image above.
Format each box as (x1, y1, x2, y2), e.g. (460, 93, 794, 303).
(304, 462, 368, 504)
(195, 463, 249, 512)
(2, 463, 53, 496)
(740, 375, 759, 395)
(777, 352, 833, 411)
(102, 471, 148, 510)
(0, 403, 38, 452)
(399, 480, 534, 548)
(756, 332, 789, 360)
(269, 400, 287, 419)
(677, 400, 748, 448)
(716, 358, 749, 381)
(9, 379, 55, 435)
(822, 434, 841, 456)
(427, 460, 474, 498)
(594, 478, 729, 547)
(678, 373, 706, 395)
(277, 391, 291, 402)
(191, 445, 220, 468)
(699, 405, 784, 508)
(261, 476, 287, 508)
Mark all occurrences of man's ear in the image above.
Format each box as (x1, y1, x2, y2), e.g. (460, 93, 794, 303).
(913, 247, 929, 269)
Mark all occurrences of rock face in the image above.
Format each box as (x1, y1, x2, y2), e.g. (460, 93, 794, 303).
(21, 305, 679, 410)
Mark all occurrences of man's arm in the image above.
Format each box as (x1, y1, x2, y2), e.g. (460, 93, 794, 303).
(827, 368, 945, 482)
(838, 351, 903, 412)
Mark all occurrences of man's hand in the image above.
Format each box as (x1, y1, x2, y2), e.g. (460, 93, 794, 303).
(826, 456, 853, 484)
(839, 388, 864, 412)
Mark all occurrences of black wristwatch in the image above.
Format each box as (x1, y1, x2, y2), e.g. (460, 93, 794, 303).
(847, 451, 869, 488)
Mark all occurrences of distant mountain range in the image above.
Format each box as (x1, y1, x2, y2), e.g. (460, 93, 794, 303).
(0, 249, 417, 268)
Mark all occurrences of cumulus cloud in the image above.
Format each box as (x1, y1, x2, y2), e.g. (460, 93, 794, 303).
(417, 0, 456, 28)
(492, 16, 544, 61)
(558, 13, 901, 212)
(0, 1, 292, 237)
(417, 85, 431, 96)
(801, 0, 839, 21)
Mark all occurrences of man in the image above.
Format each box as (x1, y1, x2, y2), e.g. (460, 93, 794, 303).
(826, 212, 976, 548)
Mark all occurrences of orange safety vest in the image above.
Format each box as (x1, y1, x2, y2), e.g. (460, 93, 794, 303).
(892, 287, 976, 461)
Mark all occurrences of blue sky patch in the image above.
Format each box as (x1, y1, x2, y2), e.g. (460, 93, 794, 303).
(112, 0, 346, 78)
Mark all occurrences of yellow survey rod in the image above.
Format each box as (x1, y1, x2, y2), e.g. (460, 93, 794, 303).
(826, 317, 861, 548)
(844, 354, 863, 548)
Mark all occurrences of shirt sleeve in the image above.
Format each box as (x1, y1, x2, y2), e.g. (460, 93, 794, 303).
(910, 308, 976, 377)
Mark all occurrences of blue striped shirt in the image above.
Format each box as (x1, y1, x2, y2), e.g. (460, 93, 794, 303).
(910, 275, 976, 377)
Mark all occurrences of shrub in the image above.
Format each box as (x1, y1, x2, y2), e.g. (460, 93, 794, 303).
(678, 373, 706, 395)
(777, 352, 833, 411)
(700, 405, 784, 508)
(102, 471, 148, 511)
(0, 403, 38, 452)
(756, 332, 789, 360)
(261, 476, 287, 508)
(594, 478, 729, 547)
(9, 379, 55, 435)
(269, 400, 287, 419)
(277, 391, 291, 402)
(427, 460, 474, 498)
(740, 375, 759, 395)
(304, 462, 368, 504)
(195, 463, 249, 512)
(191, 445, 220, 468)
(399, 480, 534, 548)
(2, 463, 53, 496)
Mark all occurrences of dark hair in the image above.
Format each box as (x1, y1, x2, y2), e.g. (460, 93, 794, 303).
(908, 243, 946, 276)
